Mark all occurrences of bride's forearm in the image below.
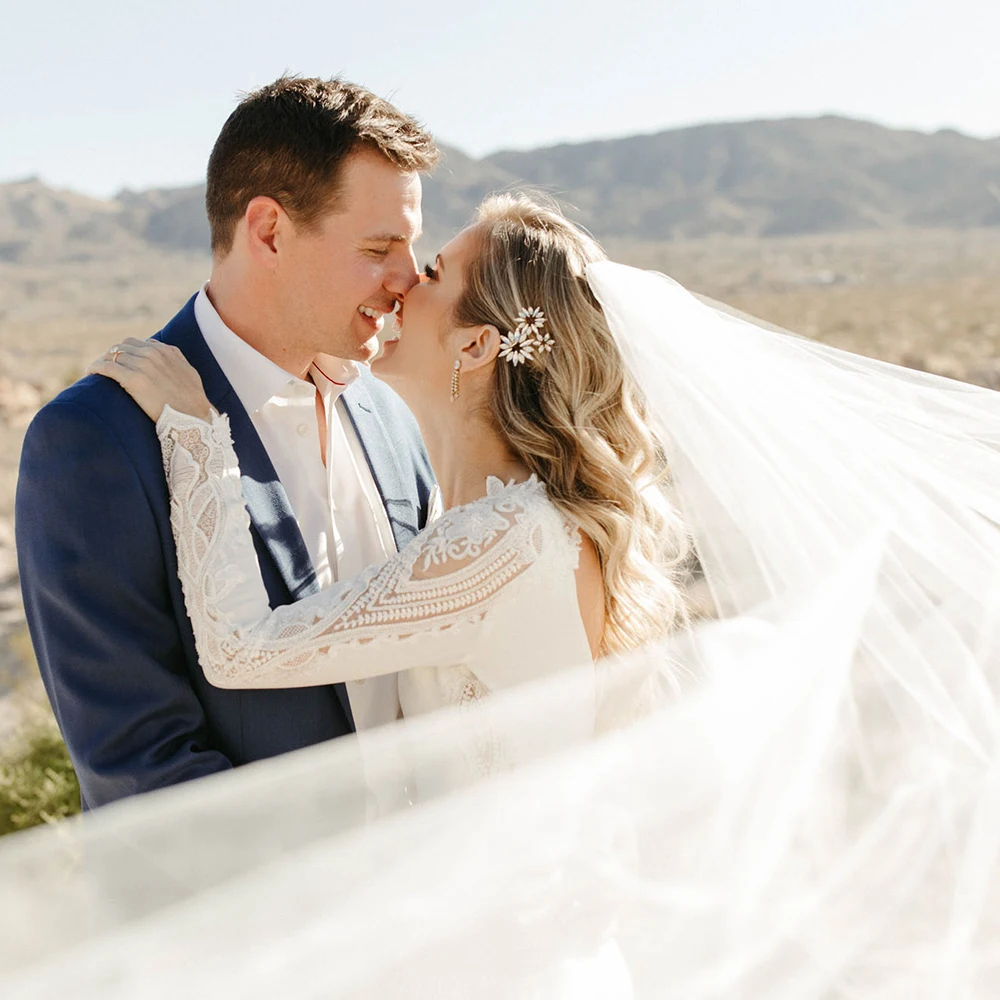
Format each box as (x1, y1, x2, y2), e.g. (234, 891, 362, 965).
(156, 406, 415, 690)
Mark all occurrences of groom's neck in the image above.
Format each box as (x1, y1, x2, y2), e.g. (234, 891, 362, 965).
(205, 270, 314, 381)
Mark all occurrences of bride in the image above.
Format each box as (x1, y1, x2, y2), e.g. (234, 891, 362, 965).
(88, 193, 689, 769)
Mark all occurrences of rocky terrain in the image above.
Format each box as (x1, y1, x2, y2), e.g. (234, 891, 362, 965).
(1, 113, 999, 737)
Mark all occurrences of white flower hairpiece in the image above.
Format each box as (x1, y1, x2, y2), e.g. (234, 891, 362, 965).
(500, 306, 554, 366)
(533, 329, 555, 354)
(515, 306, 546, 335)
(498, 327, 536, 367)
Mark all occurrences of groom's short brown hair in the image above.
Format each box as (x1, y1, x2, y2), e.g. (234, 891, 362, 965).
(206, 75, 439, 256)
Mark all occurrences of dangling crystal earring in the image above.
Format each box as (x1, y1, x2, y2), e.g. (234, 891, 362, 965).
(450, 359, 461, 402)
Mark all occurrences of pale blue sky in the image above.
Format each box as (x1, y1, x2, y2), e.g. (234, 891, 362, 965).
(2, 0, 997, 197)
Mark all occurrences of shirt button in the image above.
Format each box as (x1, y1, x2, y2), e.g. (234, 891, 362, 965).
(296, 423, 309, 437)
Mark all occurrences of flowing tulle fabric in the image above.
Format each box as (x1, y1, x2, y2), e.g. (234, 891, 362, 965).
(3, 263, 1000, 997)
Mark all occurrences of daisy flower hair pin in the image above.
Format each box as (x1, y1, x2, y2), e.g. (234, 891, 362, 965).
(499, 306, 555, 366)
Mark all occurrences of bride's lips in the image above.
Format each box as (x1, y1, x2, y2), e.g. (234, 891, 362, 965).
(382, 308, 403, 345)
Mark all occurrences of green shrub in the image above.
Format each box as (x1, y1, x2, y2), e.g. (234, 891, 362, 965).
(0, 708, 80, 836)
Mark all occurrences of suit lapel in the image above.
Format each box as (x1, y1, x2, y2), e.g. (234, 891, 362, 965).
(157, 299, 355, 727)
(341, 378, 421, 550)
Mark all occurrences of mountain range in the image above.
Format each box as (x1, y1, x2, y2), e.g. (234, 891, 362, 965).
(2, 115, 999, 264)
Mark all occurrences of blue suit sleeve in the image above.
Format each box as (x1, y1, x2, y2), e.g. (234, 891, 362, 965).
(15, 397, 232, 808)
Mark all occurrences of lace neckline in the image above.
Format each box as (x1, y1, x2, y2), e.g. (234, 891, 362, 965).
(433, 473, 546, 521)
(485, 472, 543, 498)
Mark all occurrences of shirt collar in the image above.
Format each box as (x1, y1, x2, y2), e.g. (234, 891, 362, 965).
(310, 355, 361, 402)
(194, 283, 361, 413)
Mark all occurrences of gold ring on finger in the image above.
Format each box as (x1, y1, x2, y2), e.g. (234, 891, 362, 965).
(110, 348, 123, 363)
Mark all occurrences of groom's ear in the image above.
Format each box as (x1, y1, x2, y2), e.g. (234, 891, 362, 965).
(244, 197, 283, 263)
(458, 324, 502, 373)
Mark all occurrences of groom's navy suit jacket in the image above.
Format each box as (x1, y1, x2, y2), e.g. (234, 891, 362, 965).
(15, 296, 436, 810)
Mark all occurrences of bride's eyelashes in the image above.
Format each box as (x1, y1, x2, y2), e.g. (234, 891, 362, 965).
(423, 262, 438, 281)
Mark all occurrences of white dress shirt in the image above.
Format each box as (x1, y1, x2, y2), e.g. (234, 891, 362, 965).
(194, 284, 401, 729)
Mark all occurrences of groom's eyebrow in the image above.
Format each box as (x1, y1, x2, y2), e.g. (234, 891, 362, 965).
(364, 227, 423, 244)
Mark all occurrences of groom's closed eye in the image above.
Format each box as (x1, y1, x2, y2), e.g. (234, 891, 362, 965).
(360, 230, 420, 257)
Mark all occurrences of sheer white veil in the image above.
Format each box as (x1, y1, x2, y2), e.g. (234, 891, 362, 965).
(3, 262, 1000, 997)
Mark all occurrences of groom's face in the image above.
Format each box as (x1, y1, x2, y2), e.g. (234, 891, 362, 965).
(281, 149, 422, 364)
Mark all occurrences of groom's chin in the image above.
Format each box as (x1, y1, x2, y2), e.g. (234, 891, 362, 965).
(360, 336, 381, 362)
(345, 334, 381, 365)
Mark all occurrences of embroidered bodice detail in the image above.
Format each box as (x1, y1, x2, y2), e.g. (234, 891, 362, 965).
(156, 407, 586, 693)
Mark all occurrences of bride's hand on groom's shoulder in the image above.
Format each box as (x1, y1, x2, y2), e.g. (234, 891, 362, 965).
(87, 338, 214, 424)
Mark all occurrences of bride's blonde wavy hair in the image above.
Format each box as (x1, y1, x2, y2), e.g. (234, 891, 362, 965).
(454, 193, 690, 654)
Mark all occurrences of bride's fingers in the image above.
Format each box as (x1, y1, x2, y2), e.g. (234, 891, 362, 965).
(87, 340, 160, 384)
(117, 338, 161, 358)
(86, 355, 144, 384)
(114, 340, 191, 373)
(109, 340, 158, 364)
(89, 343, 142, 371)
(85, 358, 119, 381)
(87, 344, 143, 377)
(91, 340, 172, 378)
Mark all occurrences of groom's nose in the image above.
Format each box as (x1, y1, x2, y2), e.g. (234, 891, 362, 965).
(385, 246, 420, 297)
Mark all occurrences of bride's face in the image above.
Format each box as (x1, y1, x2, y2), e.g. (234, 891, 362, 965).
(371, 226, 478, 402)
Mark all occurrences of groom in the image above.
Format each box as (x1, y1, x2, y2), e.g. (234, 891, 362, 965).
(15, 77, 440, 809)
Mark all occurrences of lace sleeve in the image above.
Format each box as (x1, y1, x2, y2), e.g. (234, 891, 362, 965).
(156, 406, 549, 690)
